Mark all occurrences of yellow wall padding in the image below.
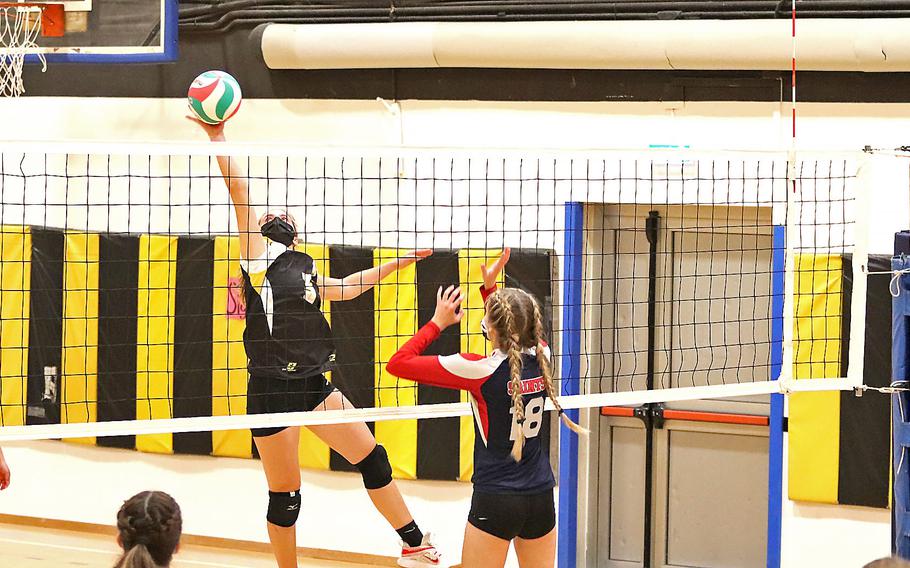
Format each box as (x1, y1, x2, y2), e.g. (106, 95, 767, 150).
(0, 226, 30, 427)
(211, 236, 252, 458)
(136, 235, 177, 454)
(62, 232, 99, 445)
(788, 254, 843, 504)
(297, 243, 331, 471)
(457, 250, 505, 482)
(374, 248, 418, 480)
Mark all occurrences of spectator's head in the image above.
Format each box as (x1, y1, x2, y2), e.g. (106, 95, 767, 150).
(114, 491, 182, 568)
(864, 557, 910, 568)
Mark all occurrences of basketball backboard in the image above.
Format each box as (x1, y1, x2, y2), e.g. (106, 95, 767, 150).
(21, 0, 177, 62)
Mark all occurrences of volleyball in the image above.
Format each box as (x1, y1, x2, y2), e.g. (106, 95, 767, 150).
(187, 70, 242, 124)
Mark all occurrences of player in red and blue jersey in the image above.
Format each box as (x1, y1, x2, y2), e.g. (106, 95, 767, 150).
(386, 249, 586, 568)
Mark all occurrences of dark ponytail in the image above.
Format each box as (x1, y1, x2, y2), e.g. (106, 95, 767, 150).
(115, 544, 158, 568)
(114, 491, 182, 568)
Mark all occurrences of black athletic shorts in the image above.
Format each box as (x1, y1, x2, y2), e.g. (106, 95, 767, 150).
(247, 374, 336, 437)
(467, 488, 556, 541)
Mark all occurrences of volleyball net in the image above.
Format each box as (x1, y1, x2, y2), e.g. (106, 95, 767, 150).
(0, 144, 867, 441)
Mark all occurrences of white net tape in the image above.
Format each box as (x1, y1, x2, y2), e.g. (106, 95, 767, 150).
(0, 5, 46, 97)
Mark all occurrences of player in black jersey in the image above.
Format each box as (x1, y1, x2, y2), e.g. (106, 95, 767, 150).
(386, 249, 586, 568)
(191, 117, 439, 568)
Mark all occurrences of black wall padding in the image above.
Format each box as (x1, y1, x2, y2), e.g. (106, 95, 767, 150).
(172, 237, 216, 456)
(26, 229, 64, 425)
(415, 250, 461, 480)
(328, 245, 376, 472)
(96, 235, 140, 449)
(838, 254, 891, 508)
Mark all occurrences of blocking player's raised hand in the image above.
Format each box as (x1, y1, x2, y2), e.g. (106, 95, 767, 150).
(480, 248, 511, 290)
(431, 285, 464, 330)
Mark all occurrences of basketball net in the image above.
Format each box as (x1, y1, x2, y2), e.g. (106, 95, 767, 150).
(0, 4, 45, 97)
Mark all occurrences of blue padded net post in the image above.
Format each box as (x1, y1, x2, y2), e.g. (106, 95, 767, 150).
(893, 231, 910, 558)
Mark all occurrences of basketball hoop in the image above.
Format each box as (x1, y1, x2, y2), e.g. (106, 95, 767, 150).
(0, 2, 64, 97)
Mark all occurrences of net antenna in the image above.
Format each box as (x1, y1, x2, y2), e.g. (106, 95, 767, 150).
(0, 2, 62, 96)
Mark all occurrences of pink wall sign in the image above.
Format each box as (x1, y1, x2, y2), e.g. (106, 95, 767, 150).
(226, 276, 246, 319)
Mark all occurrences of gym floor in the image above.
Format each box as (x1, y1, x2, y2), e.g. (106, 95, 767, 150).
(0, 522, 383, 568)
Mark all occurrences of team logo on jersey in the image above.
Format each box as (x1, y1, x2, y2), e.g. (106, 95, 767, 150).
(284, 362, 298, 373)
(507, 376, 546, 395)
(301, 272, 317, 304)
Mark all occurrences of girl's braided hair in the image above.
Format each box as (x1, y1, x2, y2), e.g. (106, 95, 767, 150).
(485, 288, 586, 462)
(114, 491, 182, 568)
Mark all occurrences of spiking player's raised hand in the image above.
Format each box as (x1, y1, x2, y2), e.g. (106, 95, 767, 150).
(186, 114, 226, 141)
(397, 249, 433, 269)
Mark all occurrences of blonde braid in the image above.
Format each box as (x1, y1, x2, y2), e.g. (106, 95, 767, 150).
(494, 294, 528, 462)
(531, 299, 588, 436)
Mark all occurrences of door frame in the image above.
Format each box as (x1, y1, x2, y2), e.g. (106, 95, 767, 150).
(579, 203, 783, 568)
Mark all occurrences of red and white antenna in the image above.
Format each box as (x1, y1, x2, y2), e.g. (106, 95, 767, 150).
(789, 0, 797, 192)
(791, 0, 797, 141)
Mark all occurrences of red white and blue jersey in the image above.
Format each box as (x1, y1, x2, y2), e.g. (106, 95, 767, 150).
(386, 286, 555, 495)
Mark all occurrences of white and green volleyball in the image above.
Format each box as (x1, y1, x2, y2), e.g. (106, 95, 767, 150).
(187, 70, 242, 124)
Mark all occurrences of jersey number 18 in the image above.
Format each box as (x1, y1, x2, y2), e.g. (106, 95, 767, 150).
(509, 397, 545, 441)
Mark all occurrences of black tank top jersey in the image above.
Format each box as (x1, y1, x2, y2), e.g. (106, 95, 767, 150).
(240, 243, 335, 379)
(386, 320, 556, 494)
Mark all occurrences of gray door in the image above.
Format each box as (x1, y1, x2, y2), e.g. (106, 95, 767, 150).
(652, 423, 768, 568)
(586, 205, 770, 568)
